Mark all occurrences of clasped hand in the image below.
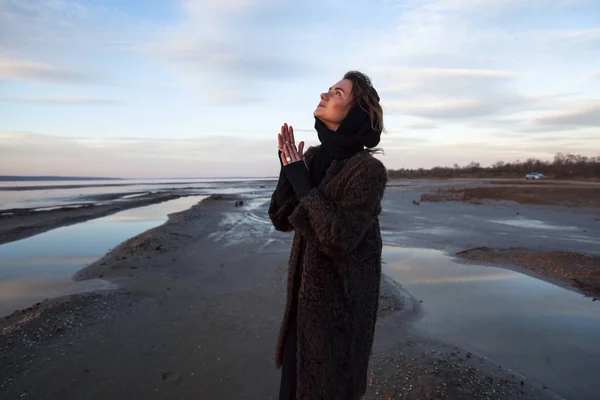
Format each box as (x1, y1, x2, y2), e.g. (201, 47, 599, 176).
(278, 123, 306, 166)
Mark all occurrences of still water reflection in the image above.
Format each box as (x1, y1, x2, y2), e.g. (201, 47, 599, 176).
(383, 246, 600, 400)
(0, 196, 207, 317)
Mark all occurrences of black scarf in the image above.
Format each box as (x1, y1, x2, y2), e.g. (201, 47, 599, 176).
(309, 99, 382, 186)
(272, 92, 382, 209)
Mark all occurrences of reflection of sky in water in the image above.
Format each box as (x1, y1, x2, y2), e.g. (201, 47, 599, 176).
(489, 217, 579, 231)
(0, 278, 111, 317)
(0, 196, 207, 316)
(384, 246, 600, 400)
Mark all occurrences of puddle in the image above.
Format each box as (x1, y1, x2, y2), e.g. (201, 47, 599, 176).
(0, 196, 207, 317)
(490, 217, 579, 231)
(383, 246, 600, 400)
(0, 277, 111, 317)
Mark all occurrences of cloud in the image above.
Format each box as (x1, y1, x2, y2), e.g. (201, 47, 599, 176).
(375, 67, 533, 121)
(532, 28, 600, 47)
(1, 0, 599, 174)
(588, 70, 600, 80)
(404, 122, 438, 130)
(527, 133, 600, 142)
(419, 0, 570, 14)
(377, 68, 518, 99)
(532, 101, 600, 127)
(491, 130, 600, 143)
(379, 138, 600, 170)
(0, 1, 160, 87)
(156, 40, 312, 82)
(0, 97, 119, 105)
(0, 58, 91, 83)
(142, 0, 381, 103)
(384, 96, 556, 120)
(386, 100, 496, 119)
(0, 131, 283, 178)
(373, 63, 578, 125)
(386, 68, 519, 79)
(2, 129, 597, 176)
(357, 0, 599, 130)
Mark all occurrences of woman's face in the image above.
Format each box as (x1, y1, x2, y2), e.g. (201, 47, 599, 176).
(314, 78, 354, 131)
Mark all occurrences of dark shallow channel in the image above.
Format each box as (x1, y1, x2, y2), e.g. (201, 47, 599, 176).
(0, 196, 207, 317)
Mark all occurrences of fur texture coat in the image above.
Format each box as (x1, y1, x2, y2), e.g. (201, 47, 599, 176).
(269, 146, 388, 399)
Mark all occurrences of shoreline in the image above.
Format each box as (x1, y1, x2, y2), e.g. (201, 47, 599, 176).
(0, 179, 277, 191)
(0, 191, 199, 246)
(456, 247, 600, 300)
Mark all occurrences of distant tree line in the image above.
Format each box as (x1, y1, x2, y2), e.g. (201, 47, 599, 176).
(388, 153, 600, 180)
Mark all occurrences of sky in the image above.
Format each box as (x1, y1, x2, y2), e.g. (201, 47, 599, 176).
(1, 0, 599, 178)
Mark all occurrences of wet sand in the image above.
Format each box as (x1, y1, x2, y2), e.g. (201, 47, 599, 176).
(1, 181, 599, 399)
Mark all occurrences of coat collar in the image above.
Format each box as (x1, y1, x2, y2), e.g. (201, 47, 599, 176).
(305, 146, 369, 190)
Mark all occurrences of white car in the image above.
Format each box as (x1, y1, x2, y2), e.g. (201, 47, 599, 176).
(525, 172, 544, 180)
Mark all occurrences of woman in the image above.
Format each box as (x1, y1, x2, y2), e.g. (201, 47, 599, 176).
(269, 71, 387, 400)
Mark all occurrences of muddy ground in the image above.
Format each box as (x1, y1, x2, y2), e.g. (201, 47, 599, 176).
(419, 179, 600, 209)
(0, 194, 562, 400)
(1, 178, 599, 399)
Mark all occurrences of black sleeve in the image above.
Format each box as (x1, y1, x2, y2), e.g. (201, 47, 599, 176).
(273, 151, 295, 208)
(283, 161, 314, 199)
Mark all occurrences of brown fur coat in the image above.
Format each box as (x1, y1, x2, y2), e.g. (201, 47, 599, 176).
(269, 146, 387, 399)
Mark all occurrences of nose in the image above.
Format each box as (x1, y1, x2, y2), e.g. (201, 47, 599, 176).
(320, 93, 327, 101)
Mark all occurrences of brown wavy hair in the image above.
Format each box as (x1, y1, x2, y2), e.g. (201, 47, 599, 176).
(343, 70, 385, 133)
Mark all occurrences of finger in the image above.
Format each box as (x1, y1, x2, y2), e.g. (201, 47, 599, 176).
(283, 123, 289, 145)
(289, 125, 295, 146)
(281, 125, 287, 147)
(283, 144, 293, 164)
(282, 143, 292, 164)
(298, 141, 304, 157)
(283, 142, 293, 162)
(278, 133, 283, 150)
(280, 151, 287, 165)
(285, 123, 295, 146)
(286, 142, 300, 162)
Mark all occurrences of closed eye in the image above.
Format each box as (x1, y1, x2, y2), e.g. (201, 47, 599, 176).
(328, 86, 345, 97)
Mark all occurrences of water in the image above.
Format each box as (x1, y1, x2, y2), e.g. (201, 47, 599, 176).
(0, 196, 207, 317)
(383, 246, 600, 400)
(0, 178, 275, 210)
(0, 178, 273, 189)
(490, 217, 580, 231)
